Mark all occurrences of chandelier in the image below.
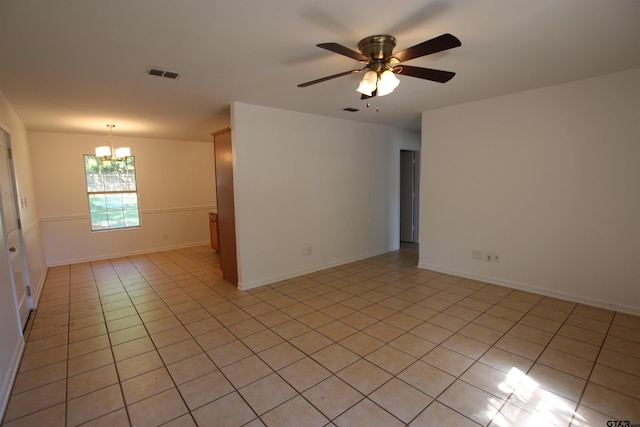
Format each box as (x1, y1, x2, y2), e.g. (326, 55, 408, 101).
(95, 124, 131, 161)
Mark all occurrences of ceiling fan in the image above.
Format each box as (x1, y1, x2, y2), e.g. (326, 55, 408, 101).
(298, 33, 461, 98)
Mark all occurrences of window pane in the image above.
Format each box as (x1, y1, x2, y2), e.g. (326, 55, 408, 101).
(105, 193, 123, 210)
(123, 160, 137, 190)
(84, 156, 99, 173)
(121, 176, 136, 191)
(105, 174, 123, 191)
(124, 210, 140, 227)
(86, 174, 105, 192)
(107, 210, 125, 229)
(88, 194, 107, 211)
(122, 193, 138, 210)
(90, 210, 109, 230)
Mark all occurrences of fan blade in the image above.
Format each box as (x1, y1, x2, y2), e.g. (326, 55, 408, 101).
(317, 43, 368, 62)
(395, 65, 456, 83)
(298, 69, 361, 87)
(392, 33, 461, 63)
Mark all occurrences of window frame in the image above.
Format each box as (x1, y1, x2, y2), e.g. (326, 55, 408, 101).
(84, 155, 141, 232)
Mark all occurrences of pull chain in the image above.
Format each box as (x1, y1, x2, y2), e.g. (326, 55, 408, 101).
(365, 97, 380, 112)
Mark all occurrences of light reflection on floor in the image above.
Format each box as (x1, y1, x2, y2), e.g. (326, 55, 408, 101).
(487, 367, 589, 427)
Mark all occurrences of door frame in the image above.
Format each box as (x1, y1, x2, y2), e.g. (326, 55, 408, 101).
(0, 123, 33, 329)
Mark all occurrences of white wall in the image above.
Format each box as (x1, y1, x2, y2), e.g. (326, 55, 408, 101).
(0, 92, 47, 418)
(231, 102, 420, 289)
(29, 132, 217, 265)
(419, 68, 640, 315)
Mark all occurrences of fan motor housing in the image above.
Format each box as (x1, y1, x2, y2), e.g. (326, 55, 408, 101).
(358, 35, 397, 61)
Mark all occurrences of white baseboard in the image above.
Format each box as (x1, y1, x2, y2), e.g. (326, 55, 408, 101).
(30, 266, 48, 308)
(46, 241, 211, 267)
(0, 336, 24, 422)
(238, 246, 397, 291)
(418, 262, 640, 317)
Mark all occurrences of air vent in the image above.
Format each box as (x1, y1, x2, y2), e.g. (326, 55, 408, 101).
(146, 68, 180, 79)
(343, 107, 359, 112)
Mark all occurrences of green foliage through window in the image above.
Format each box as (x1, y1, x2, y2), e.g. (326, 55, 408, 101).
(84, 155, 140, 231)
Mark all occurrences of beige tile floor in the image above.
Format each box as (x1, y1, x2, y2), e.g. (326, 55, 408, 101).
(2, 245, 640, 426)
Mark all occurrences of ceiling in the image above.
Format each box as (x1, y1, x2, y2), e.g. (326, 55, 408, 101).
(1, 0, 639, 141)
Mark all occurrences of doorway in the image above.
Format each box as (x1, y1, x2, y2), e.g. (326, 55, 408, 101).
(400, 150, 419, 244)
(1, 127, 32, 329)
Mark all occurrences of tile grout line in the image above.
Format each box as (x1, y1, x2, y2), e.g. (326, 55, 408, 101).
(127, 250, 261, 425)
(568, 309, 616, 425)
(88, 258, 134, 427)
(122, 251, 214, 426)
(401, 278, 519, 426)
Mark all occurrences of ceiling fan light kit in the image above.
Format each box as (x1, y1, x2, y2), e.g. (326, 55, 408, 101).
(376, 70, 400, 96)
(356, 70, 378, 96)
(299, 32, 461, 102)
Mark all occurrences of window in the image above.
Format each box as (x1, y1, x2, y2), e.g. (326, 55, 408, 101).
(84, 155, 140, 231)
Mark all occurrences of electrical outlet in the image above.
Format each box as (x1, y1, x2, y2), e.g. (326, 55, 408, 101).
(472, 250, 482, 260)
(301, 246, 313, 256)
(486, 252, 500, 262)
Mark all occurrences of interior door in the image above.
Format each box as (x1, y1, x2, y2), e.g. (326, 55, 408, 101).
(0, 129, 31, 328)
(400, 150, 417, 243)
